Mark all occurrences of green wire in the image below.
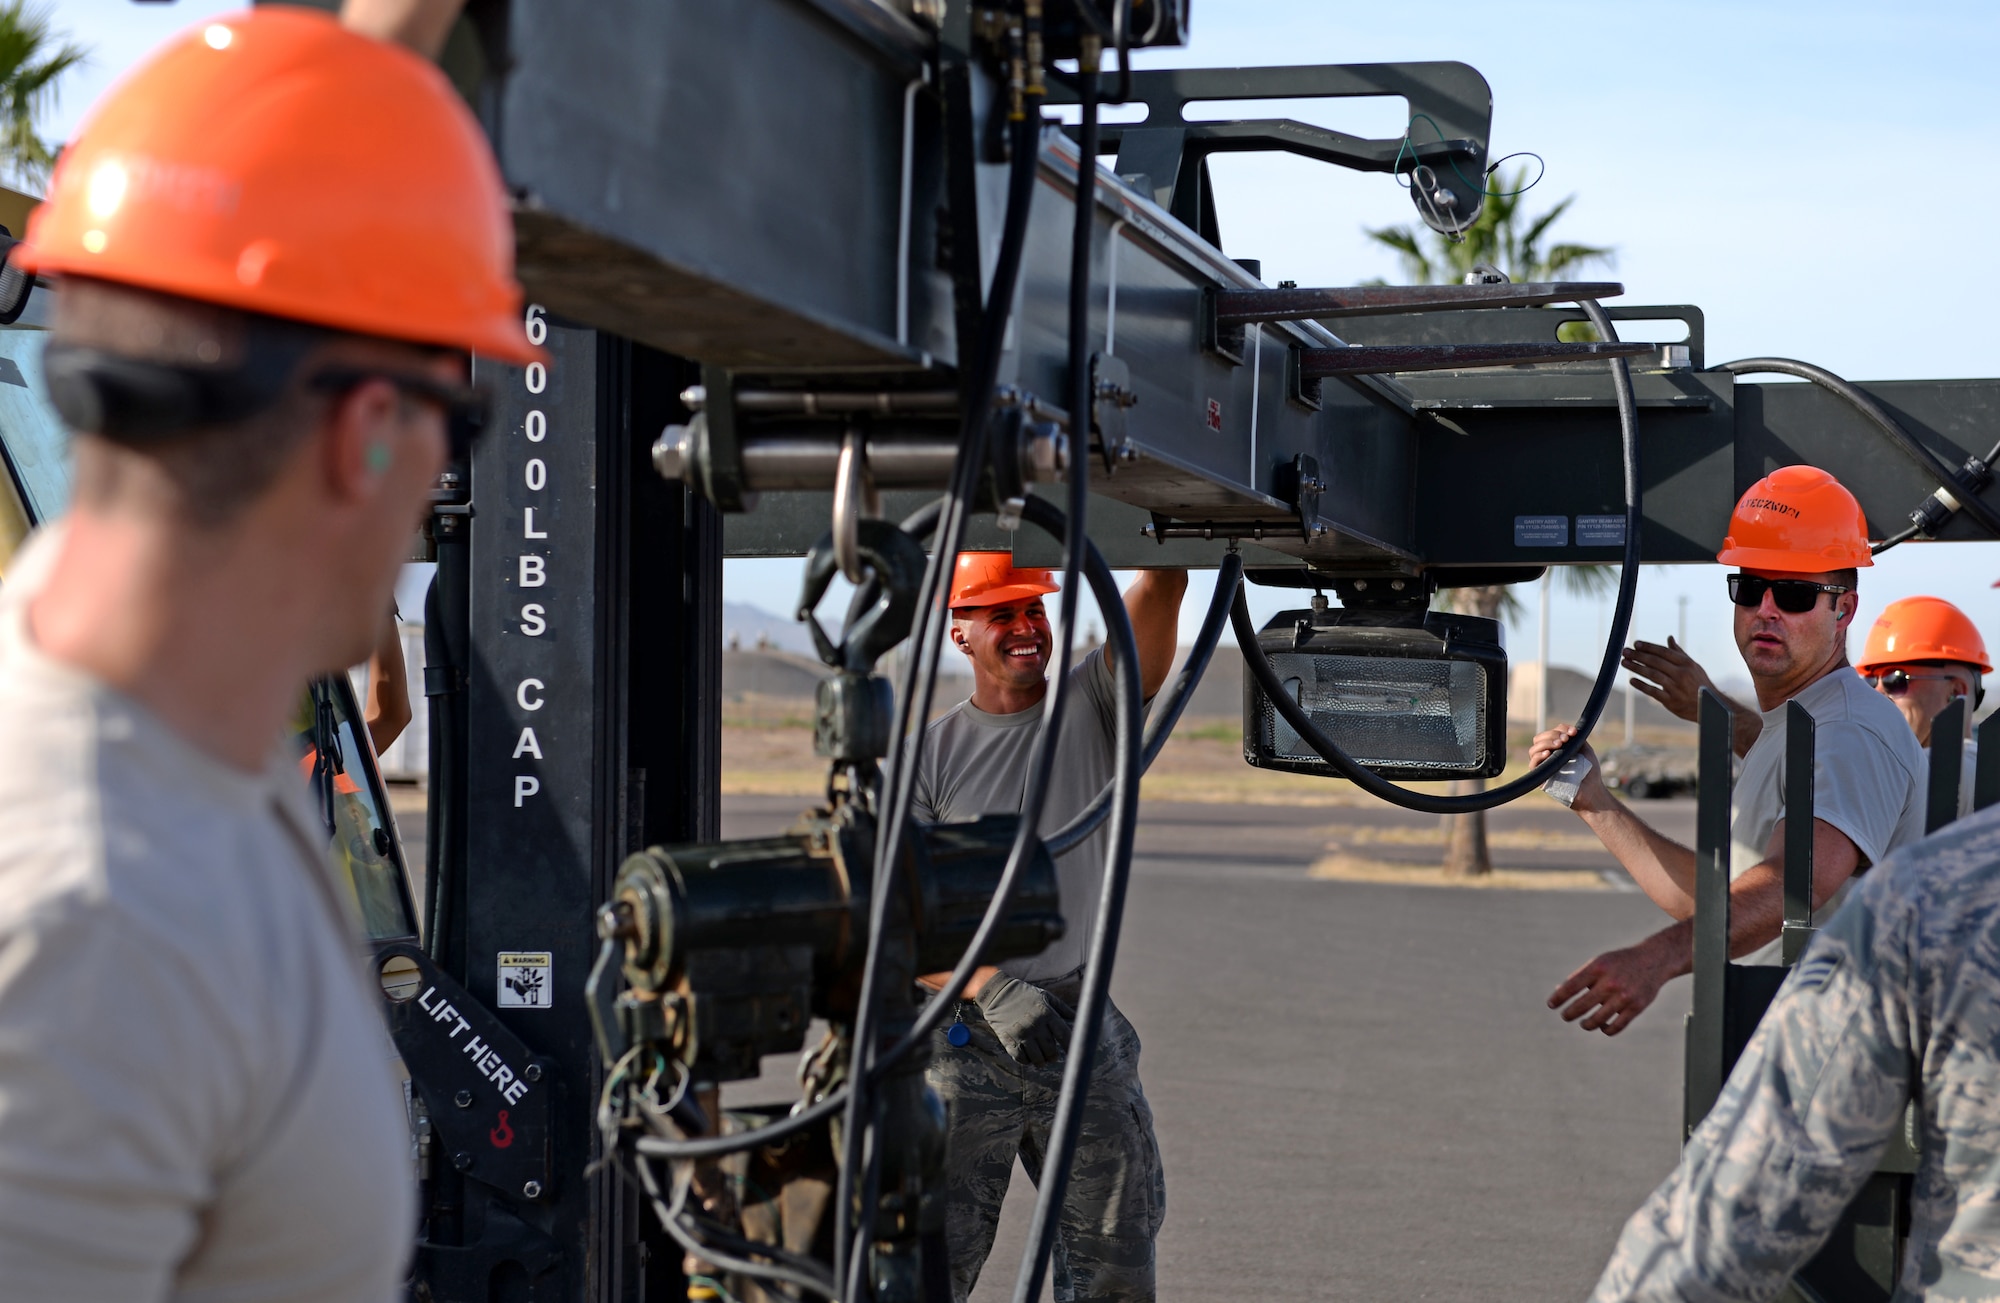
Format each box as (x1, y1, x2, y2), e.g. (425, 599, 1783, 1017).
(1392, 112, 1545, 200)
(688, 1275, 742, 1303)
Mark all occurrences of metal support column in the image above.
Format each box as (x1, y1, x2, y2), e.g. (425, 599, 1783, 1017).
(1927, 698, 1968, 833)
(1780, 701, 1817, 965)
(1978, 711, 2000, 814)
(1685, 688, 1734, 1138)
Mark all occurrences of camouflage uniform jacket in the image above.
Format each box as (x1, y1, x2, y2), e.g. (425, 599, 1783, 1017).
(1592, 807, 2000, 1302)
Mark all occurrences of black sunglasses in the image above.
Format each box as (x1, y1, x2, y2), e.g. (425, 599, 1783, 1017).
(1726, 574, 1850, 614)
(1864, 668, 1962, 697)
(308, 367, 490, 462)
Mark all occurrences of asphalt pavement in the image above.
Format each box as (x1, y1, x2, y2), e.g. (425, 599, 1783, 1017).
(719, 793, 1699, 1303)
(390, 784, 1702, 1299)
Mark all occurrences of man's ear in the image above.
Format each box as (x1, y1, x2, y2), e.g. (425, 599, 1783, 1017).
(321, 378, 402, 503)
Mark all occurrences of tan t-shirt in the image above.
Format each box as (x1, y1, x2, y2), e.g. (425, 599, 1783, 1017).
(914, 649, 1128, 985)
(0, 527, 414, 1300)
(1730, 666, 1927, 964)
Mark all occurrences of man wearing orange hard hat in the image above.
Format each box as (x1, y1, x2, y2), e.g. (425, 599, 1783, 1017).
(1624, 593, 1989, 814)
(0, 7, 533, 1297)
(1855, 595, 1988, 811)
(914, 551, 1185, 1302)
(1530, 466, 1926, 1036)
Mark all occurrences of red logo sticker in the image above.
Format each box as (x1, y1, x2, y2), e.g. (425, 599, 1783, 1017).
(1205, 398, 1223, 432)
(490, 1109, 515, 1149)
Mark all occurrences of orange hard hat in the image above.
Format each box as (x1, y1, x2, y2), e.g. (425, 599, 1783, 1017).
(17, 8, 541, 365)
(1715, 465, 1873, 573)
(949, 551, 1058, 609)
(1854, 596, 1991, 674)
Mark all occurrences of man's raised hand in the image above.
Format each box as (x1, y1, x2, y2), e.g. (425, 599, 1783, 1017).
(1622, 637, 1713, 723)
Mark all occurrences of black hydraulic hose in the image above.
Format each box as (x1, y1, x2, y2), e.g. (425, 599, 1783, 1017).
(874, 485, 1133, 1068)
(631, 108, 1056, 1177)
(867, 70, 1105, 1078)
(631, 1089, 846, 1162)
(1232, 298, 1643, 815)
(836, 104, 1045, 1296)
(1044, 548, 1243, 858)
(1009, 494, 1143, 1303)
(1716, 357, 2000, 543)
(847, 102, 1096, 1292)
(630, 1154, 839, 1300)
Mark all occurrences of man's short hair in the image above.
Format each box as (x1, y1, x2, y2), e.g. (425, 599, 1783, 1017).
(1828, 567, 1859, 592)
(52, 278, 334, 528)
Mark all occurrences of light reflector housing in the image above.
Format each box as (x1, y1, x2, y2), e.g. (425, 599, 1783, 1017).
(1244, 606, 1508, 780)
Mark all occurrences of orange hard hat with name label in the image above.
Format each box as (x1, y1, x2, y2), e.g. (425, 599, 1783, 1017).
(950, 551, 1058, 609)
(17, 7, 541, 365)
(1715, 465, 1873, 573)
(1855, 596, 1991, 674)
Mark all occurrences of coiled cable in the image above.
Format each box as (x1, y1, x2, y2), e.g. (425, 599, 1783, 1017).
(1231, 298, 1642, 815)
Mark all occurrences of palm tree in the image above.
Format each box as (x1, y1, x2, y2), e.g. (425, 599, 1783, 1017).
(0, 2, 84, 191)
(1369, 170, 1618, 876)
(1364, 165, 1615, 287)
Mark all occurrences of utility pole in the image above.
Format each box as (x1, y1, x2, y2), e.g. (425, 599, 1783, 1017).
(1537, 569, 1552, 733)
(1624, 671, 1636, 745)
(1678, 594, 1689, 647)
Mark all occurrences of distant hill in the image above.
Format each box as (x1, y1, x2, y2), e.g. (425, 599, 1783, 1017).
(1508, 662, 1692, 731)
(722, 601, 818, 658)
(723, 648, 830, 699)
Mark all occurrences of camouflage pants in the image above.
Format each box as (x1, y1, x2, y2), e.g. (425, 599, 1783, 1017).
(925, 989, 1165, 1303)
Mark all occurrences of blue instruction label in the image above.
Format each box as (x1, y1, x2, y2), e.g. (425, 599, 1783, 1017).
(1513, 515, 1568, 547)
(1576, 515, 1627, 547)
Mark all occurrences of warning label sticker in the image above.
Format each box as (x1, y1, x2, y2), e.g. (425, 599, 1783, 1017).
(1576, 515, 1627, 547)
(1513, 515, 1568, 548)
(497, 952, 552, 1009)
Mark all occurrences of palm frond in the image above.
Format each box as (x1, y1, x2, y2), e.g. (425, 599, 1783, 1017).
(1556, 563, 1619, 598)
(0, 2, 86, 188)
(1516, 196, 1575, 257)
(1538, 242, 1617, 280)
(1361, 165, 1613, 293)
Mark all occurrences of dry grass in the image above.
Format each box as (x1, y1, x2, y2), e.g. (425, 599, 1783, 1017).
(721, 705, 1620, 892)
(1308, 852, 1608, 892)
(1322, 822, 1607, 853)
(717, 706, 1629, 814)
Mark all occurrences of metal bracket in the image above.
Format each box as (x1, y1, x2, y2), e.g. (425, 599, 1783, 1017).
(1052, 63, 1494, 239)
(1286, 344, 1322, 411)
(1275, 453, 1326, 545)
(1141, 514, 1306, 543)
(696, 366, 754, 511)
(1090, 352, 1137, 466)
(1200, 287, 1246, 366)
(378, 942, 553, 1204)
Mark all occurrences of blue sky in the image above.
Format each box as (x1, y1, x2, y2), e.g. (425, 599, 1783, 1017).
(49, 1, 2000, 684)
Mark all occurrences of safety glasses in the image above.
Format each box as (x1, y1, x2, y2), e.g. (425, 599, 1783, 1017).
(1864, 668, 1962, 697)
(1726, 574, 1850, 614)
(309, 367, 490, 463)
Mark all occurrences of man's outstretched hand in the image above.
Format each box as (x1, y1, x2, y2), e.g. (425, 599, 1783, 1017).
(1548, 937, 1681, 1036)
(1622, 637, 1720, 722)
(1623, 637, 1762, 756)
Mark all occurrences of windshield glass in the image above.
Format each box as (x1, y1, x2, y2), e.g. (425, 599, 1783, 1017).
(0, 329, 67, 521)
(290, 680, 421, 943)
